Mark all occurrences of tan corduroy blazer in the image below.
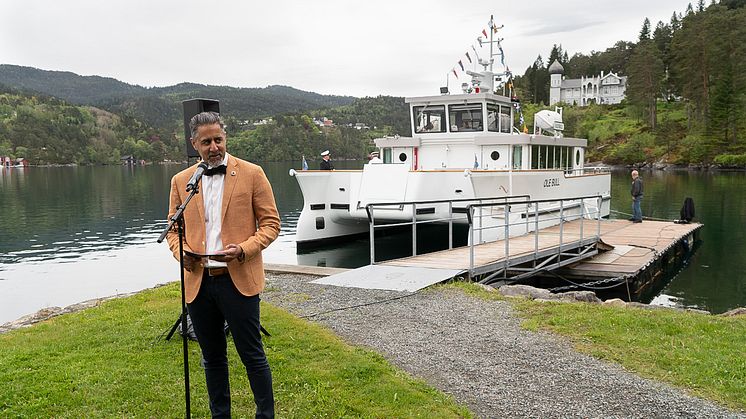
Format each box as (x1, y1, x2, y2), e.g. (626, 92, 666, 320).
(167, 155, 280, 303)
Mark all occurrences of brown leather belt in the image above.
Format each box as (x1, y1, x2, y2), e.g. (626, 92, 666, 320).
(205, 267, 229, 277)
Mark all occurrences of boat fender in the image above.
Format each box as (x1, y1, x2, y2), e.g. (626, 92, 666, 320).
(289, 169, 297, 177)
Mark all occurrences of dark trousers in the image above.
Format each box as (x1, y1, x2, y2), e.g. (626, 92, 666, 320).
(187, 273, 274, 418)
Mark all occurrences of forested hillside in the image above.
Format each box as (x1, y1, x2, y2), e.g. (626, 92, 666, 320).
(0, 83, 403, 164)
(0, 65, 401, 164)
(0, 65, 355, 128)
(0, 85, 180, 164)
(515, 0, 746, 166)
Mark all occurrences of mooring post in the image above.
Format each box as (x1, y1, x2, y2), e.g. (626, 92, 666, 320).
(412, 203, 417, 257)
(369, 207, 376, 264)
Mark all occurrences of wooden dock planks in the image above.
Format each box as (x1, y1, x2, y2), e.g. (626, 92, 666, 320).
(382, 219, 702, 279)
(562, 220, 701, 278)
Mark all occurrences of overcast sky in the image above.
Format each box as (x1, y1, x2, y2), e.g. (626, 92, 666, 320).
(2, 0, 690, 98)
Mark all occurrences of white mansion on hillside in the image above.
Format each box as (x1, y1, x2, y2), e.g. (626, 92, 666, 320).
(548, 59, 627, 106)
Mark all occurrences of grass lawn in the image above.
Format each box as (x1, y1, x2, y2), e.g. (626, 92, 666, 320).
(513, 298, 746, 410)
(0, 283, 471, 418)
(445, 282, 745, 410)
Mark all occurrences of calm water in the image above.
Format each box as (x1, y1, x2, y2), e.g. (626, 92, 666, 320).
(0, 163, 744, 322)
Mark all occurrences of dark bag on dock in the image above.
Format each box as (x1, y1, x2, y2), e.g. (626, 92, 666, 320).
(677, 197, 695, 223)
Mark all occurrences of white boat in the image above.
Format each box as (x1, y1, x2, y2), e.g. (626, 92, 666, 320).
(290, 22, 611, 249)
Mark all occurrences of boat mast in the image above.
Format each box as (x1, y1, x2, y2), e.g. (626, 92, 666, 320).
(488, 15, 494, 73)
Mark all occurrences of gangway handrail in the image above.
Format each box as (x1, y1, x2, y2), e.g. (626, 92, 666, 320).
(466, 194, 604, 282)
(365, 194, 531, 264)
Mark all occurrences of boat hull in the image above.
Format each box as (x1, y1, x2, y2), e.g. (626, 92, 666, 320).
(292, 166, 611, 246)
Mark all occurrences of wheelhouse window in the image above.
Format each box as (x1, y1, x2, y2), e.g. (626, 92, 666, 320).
(413, 105, 446, 134)
(448, 103, 483, 132)
(487, 104, 513, 133)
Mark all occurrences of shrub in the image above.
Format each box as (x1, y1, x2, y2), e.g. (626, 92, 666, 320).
(678, 134, 714, 164)
(713, 153, 746, 167)
(606, 132, 655, 164)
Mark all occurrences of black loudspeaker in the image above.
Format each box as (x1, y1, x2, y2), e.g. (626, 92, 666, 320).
(182, 98, 220, 158)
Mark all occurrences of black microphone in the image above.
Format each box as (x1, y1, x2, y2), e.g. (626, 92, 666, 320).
(186, 162, 208, 192)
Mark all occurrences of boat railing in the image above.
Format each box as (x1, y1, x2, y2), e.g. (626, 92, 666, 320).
(565, 166, 611, 177)
(466, 194, 604, 280)
(365, 195, 531, 264)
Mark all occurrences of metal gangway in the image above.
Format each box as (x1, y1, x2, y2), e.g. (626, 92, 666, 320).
(365, 194, 605, 286)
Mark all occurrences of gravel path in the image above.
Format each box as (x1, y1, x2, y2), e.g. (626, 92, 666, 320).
(263, 272, 745, 419)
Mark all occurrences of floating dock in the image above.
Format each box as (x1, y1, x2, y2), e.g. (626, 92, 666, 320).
(549, 219, 702, 296)
(315, 219, 701, 296)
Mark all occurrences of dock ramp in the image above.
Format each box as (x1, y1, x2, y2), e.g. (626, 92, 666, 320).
(312, 265, 463, 292)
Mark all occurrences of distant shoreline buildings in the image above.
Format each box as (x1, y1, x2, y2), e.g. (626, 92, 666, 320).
(548, 60, 627, 106)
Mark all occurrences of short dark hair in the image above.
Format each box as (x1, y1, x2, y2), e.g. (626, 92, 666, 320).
(189, 111, 225, 139)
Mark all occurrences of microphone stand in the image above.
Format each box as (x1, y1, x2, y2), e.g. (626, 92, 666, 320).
(157, 180, 202, 418)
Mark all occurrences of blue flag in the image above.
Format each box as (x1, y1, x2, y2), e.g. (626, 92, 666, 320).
(474, 154, 479, 169)
(302, 155, 309, 171)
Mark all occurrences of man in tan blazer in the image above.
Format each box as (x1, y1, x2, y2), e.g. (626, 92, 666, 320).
(167, 111, 280, 418)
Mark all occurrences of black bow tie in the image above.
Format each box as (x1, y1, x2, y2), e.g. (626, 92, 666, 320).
(204, 165, 227, 176)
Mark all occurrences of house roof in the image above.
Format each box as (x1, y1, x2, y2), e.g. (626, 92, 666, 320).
(561, 79, 581, 88)
(548, 59, 564, 74)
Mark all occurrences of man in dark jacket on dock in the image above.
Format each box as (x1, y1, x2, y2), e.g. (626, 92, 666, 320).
(630, 170, 643, 223)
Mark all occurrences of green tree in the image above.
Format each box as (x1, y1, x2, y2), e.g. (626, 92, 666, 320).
(639, 18, 652, 41)
(627, 41, 664, 128)
(652, 21, 675, 99)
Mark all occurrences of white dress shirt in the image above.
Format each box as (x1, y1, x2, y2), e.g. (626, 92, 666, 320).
(201, 153, 229, 268)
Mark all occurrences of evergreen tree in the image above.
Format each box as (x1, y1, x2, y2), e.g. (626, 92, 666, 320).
(653, 21, 675, 99)
(639, 18, 652, 41)
(708, 63, 738, 146)
(670, 12, 682, 32)
(531, 56, 549, 105)
(706, 5, 746, 146)
(721, 0, 746, 9)
(518, 55, 549, 104)
(548, 45, 565, 65)
(671, 6, 713, 122)
(600, 41, 635, 75)
(627, 41, 664, 128)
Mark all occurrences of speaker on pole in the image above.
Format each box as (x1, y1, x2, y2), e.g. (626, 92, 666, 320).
(182, 99, 220, 158)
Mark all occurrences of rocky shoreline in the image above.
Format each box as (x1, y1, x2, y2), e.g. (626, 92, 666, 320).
(0, 284, 170, 334)
(589, 161, 746, 171)
(3, 279, 743, 335)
